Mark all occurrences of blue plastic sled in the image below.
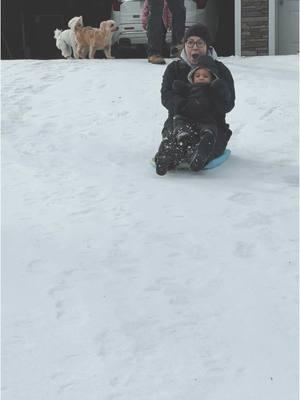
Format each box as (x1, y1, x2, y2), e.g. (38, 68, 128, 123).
(203, 148, 231, 169)
(152, 149, 231, 171)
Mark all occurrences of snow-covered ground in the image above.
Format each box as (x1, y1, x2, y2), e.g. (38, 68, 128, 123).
(1, 55, 299, 400)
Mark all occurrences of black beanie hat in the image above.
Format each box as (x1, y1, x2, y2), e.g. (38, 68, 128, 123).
(184, 24, 211, 46)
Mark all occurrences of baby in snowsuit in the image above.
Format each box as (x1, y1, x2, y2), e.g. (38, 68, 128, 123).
(155, 55, 219, 174)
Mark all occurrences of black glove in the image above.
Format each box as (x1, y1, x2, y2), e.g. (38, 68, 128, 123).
(210, 78, 231, 113)
(210, 79, 230, 102)
(172, 80, 190, 96)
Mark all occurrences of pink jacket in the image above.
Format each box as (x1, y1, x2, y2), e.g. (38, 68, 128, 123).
(141, 0, 172, 30)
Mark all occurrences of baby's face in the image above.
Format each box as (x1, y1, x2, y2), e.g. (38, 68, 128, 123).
(193, 68, 212, 84)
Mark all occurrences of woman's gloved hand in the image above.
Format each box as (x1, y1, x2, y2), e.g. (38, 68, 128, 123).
(210, 78, 230, 102)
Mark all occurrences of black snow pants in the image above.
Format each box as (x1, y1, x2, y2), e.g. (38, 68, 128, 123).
(155, 116, 218, 170)
(160, 116, 232, 162)
(147, 0, 186, 56)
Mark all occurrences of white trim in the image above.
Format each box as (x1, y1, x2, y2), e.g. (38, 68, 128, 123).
(269, 0, 276, 55)
(234, 0, 241, 55)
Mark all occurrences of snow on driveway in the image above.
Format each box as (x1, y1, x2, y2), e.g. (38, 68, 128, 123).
(2, 55, 298, 400)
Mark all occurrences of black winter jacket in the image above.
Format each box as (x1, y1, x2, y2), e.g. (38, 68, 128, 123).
(172, 80, 216, 123)
(161, 58, 235, 133)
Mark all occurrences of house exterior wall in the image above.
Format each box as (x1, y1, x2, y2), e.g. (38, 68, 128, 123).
(241, 0, 269, 56)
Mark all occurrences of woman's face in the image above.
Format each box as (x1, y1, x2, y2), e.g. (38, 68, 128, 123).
(184, 36, 207, 64)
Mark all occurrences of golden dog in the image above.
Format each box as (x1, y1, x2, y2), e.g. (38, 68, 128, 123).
(70, 16, 118, 59)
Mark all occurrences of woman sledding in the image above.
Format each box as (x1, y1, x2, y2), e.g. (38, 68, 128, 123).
(154, 23, 235, 175)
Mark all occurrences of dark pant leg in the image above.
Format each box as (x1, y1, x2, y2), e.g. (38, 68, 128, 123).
(161, 22, 168, 56)
(166, 0, 186, 45)
(161, 117, 174, 138)
(155, 136, 186, 169)
(147, 0, 164, 56)
(209, 124, 232, 160)
(156, 118, 188, 168)
(147, 18, 168, 56)
(173, 115, 200, 147)
(186, 123, 217, 169)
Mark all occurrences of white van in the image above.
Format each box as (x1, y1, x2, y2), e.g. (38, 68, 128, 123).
(112, 0, 218, 48)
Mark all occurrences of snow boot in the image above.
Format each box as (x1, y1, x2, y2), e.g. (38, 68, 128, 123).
(155, 137, 184, 175)
(189, 129, 216, 172)
(148, 55, 166, 65)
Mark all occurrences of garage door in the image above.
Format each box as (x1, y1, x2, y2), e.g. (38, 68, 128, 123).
(277, 0, 299, 54)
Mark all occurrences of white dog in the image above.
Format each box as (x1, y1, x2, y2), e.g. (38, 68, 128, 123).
(54, 28, 77, 59)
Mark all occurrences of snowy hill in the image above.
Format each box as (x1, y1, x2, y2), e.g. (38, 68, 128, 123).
(2, 55, 298, 400)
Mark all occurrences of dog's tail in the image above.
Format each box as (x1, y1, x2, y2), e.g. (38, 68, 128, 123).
(68, 16, 83, 32)
(54, 29, 62, 40)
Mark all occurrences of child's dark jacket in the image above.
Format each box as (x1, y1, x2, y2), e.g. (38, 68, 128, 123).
(172, 80, 216, 124)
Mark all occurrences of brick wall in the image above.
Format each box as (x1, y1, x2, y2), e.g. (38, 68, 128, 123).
(241, 0, 269, 56)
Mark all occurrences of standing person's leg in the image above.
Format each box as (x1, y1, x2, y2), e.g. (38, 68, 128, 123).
(166, 0, 186, 56)
(147, 0, 166, 64)
(161, 20, 168, 57)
